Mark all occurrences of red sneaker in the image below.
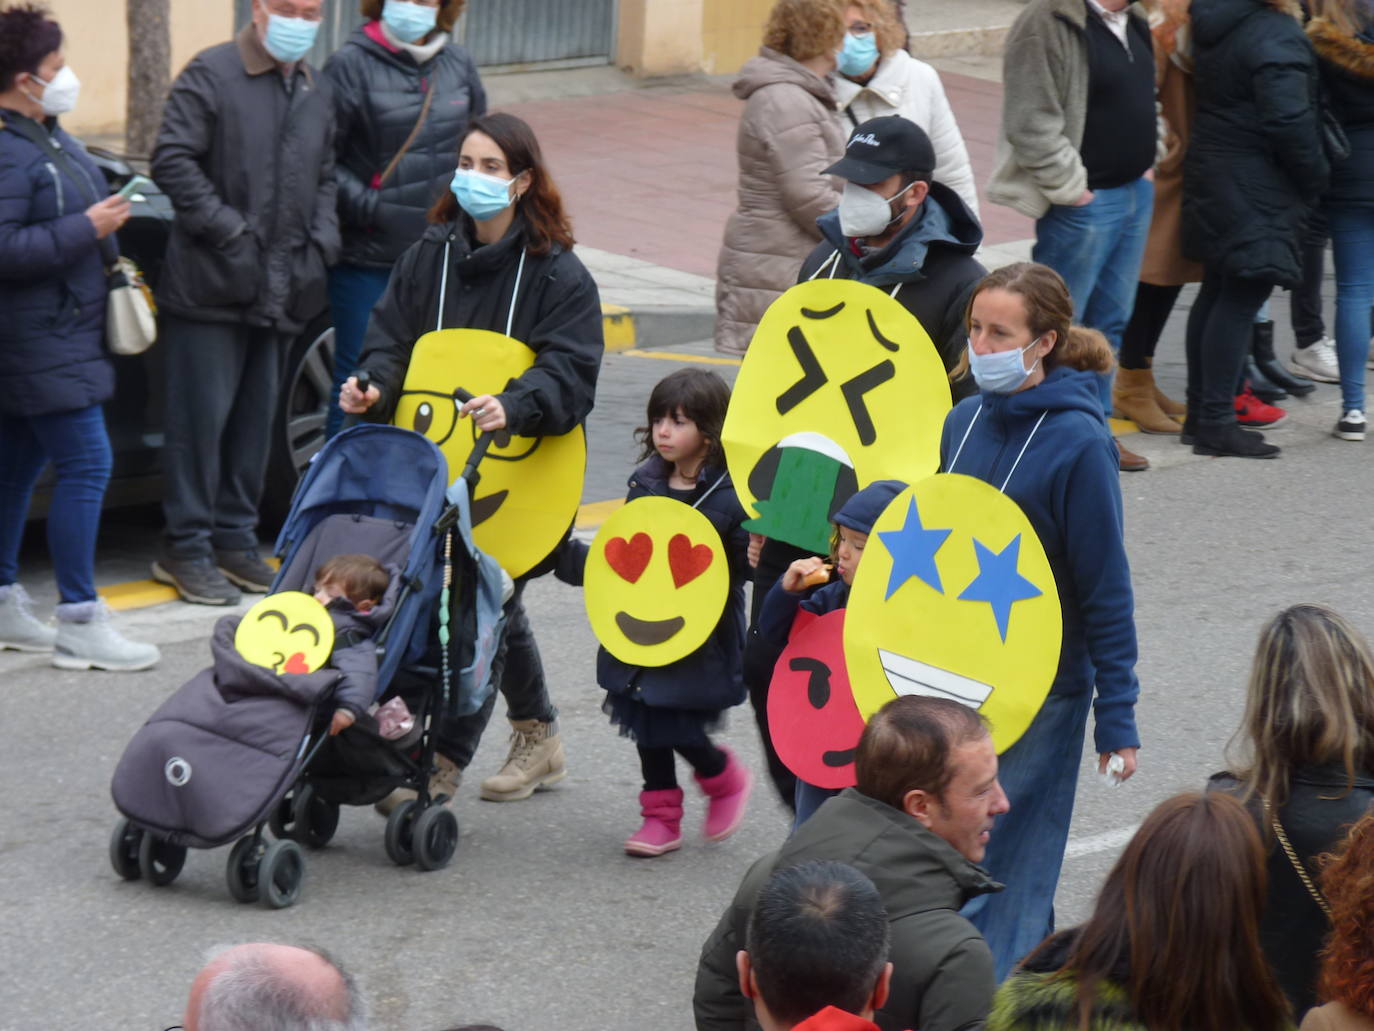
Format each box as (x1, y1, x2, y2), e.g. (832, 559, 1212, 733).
(1235, 388, 1287, 428)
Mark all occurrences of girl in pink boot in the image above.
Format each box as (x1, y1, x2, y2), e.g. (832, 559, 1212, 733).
(556, 369, 753, 856)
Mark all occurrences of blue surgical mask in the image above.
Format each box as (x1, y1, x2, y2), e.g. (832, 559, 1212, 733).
(263, 14, 320, 63)
(382, 0, 438, 43)
(838, 31, 880, 77)
(450, 168, 519, 221)
(968, 337, 1043, 394)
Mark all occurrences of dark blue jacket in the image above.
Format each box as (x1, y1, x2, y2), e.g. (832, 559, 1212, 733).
(940, 366, 1140, 754)
(757, 577, 849, 664)
(559, 457, 750, 712)
(0, 111, 112, 418)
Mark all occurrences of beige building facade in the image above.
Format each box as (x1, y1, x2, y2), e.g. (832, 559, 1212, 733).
(618, 0, 772, 77)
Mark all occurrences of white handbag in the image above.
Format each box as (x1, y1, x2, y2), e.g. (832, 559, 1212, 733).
(106, 255, 157, 356)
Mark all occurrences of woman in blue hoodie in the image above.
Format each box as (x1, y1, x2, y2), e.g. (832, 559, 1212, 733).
(940, 262, 1141, 982)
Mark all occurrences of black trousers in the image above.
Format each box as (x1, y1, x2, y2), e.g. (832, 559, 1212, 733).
(1185, 271, 1273, 425)
(1119, 282, 1184, 370)
(161, 315, 285, 559)
(639, 742, 726, 791)
(1292, 215, 1328, 348)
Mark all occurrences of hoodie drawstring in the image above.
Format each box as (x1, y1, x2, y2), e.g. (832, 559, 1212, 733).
(947, 407, 1049, 493)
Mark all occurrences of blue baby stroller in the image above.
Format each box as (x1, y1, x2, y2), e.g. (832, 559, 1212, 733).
(108, 424, 507, 907)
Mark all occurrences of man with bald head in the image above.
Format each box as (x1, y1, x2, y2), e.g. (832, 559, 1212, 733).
(183, 943, 365, 1031)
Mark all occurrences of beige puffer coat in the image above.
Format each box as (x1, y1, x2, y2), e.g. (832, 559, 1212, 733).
(714, 48, 845, 355)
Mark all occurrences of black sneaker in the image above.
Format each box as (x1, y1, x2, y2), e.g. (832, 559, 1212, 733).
(152, 556, 242, 606)
(215, 549, 276, 593)
(1335, 409, 1367, 441)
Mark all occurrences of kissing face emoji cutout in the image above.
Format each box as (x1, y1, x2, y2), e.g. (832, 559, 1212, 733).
(585, 496, 729, 667)
(234, 592, 335, 674)
(394, 329, 586, 578)
(844, 475, 1062, 753)
(722, 279, 953, 555)
(767, 609, 866, 789)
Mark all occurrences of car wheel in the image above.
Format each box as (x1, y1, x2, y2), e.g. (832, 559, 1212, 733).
(261, 313, 334, 529)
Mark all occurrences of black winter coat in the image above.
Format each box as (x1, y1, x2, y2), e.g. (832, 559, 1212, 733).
(323, 23, 486, 268)
(557, 458, 750, 713)
(1310, 17, 1374, 209)
(1182, 0, 1329, 286)
(0, 112, 113, 418)
(357, 214, 603, 437)
(151, 26, 340, 334)
(1209, 765, 1374, 1015)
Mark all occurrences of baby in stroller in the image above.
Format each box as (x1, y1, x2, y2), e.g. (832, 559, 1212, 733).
(310, 553, 389, 738)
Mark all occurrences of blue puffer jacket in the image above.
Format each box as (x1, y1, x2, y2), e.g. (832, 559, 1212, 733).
(559, 457, 751, 713)
(939, 366, 1140, 755)
(0, 111, 112, 418)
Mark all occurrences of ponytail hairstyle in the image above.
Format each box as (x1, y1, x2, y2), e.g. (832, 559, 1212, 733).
(952, 262, 1116, 384)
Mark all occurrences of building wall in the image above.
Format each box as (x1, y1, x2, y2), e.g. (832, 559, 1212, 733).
(700, 0, 771, 76)
(617, 0, 770, 78)
(47, 0, 234, 138)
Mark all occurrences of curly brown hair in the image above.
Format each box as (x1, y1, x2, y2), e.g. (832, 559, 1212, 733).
(360, 0, 466, 34)
(845, 0, 906, 56)
(1318, 811, 1374, 1015)
(763, 0, 847, 62)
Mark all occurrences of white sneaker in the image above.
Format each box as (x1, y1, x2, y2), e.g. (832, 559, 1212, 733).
(1336, 410, 1367, 442)
(0, 584, 57, 652)
(1289, 337, 1340, 383)
(52, 601, 160, 672)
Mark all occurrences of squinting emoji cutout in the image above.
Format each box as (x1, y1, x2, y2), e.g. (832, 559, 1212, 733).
(585, 497, 729, 667)
(394, 329, 586, 578)
(844, 475, 1062, 753)
(234, 592, 335, 675)
(723, 280, 953, 554)
(767, 609, 865, 789)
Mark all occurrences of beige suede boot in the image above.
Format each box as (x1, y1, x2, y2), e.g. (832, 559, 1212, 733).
(1143, 358, 1187, 416)
(479, 718, 567, 801)
(1112, 367, 1180, 434)
(374, 754, 462, 814)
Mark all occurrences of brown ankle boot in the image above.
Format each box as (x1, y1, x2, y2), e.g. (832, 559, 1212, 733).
(1141, 358, 1186, 416)
(1112, 367, 1180, 434)
(1116, 438, 1150, 472)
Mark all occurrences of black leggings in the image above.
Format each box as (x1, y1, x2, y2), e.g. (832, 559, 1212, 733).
(1119, 282, 1184, 370)
(1185, 270, 1273, 425)
(638, 742, 726, 791)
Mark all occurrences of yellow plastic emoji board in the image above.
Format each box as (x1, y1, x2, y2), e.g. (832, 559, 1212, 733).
(722, 279, 953, 554)
(394, 329, 587, 578)
(234, 592, 336, 675)
(844, 475, 1062, 753)
(585, 496, 729, 667)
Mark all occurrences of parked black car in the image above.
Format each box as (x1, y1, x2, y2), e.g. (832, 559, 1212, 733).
(30, 146, 336, 527)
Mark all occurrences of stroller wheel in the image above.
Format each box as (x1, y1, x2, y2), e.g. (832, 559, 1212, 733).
(138, 834, 187, 887)
(260, 839, 306, 909)
(293, 785, 340, 849)
(383, 799, 417, 866)
(226, 835, 267, 903)
(412, 806, 460, 872)
(109, 819, 144, 881)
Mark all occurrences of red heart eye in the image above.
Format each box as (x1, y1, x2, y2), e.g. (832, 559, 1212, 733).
(668, 533, 714, 588)
(605, 533, 653, 583)
(282, 651, 310, 674)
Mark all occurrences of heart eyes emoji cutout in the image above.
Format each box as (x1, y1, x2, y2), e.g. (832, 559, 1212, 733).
(668, 533, 713, 588)
(605, 533, 653, 583)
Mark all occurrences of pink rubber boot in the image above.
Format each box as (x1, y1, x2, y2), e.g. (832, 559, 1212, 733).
(624, 788, 684, 857)
(694, 747, 752, 842)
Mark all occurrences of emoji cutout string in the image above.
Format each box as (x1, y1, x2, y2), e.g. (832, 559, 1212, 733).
(234, 592, 336, 675)
(722, 280, 953, 555)
(585, 496, 729, 667)
(844, 475, 1062, 753)
(394, 328, 586, 578)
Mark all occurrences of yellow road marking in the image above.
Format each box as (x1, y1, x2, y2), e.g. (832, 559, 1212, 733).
(621, 348, 742, 367)
(575, 497, 624, 530)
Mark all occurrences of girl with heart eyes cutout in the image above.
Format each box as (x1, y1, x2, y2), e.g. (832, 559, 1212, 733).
(553, 368, 756, 858)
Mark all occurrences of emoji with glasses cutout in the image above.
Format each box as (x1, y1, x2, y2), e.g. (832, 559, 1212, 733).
(394, 328, 586, 578)
(233, 592, 336, 674)
(722, 279, 953, 555)
(584, 496, 729, 667)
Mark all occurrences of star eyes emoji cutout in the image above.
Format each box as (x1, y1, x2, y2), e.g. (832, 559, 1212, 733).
(234, 592, 336, 675)
(844, 475, 1063, 753)
(394, 328, 586, 578)
(722, 280, 953, 556)
(584, 496, 729, 667)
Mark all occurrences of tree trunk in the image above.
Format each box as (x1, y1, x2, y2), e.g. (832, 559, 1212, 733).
(125, 0, 171, 158)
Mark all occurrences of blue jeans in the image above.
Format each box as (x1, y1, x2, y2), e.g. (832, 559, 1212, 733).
(326, 263, 394, 439)
(0, 404, 112, 603)
(961, 686, 1094, 982)
(793, 780, 841, 831)
(1033, 178, 1155, 413)
(1327, 206, 1374, 414)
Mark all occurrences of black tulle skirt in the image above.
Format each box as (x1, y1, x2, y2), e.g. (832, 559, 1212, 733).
(603, 694, 724, 750)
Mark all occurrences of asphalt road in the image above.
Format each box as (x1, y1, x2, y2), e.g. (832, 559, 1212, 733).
(5, 318, 1374, 1030)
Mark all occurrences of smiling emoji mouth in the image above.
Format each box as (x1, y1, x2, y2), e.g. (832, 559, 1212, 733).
(615, 612, 686, 646)
(470, 489, 509, 528)
(878, 648, 994, 709)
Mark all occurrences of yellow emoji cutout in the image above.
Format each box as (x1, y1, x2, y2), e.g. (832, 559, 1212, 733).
(584, 497, 729, 667)
(722, 279, 953, 555)
(234, 592, 336, 675)
(844, 475, 1062, 753)
(394, 329, 587, 578)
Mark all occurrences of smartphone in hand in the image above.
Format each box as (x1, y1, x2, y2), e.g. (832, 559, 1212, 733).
(114, 174, 153, 201)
